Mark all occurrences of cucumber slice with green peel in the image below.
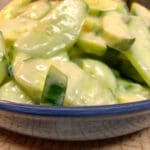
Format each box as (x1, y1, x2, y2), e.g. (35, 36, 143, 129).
(117, 78, 150, 103)
(13, 59, 50, 103)
(77, 32, 107, 56)
(131, 2, 150, 28)
(84, 0, 120, 15)
(13, 59, 84, 103)
(0, 80, 33, 104)
(125, 16, 150, 86)
(14, 0, 88, 58)
(76, 59, 117, 97)
(18, 1, 51, 20)
(83, 16, 102, 33)
(41, 66, 67, 106)
(101, 48, 145, 84)
(51, 61, 116, 106)
(102, 12, 135, 51)
(13, 59, 116, 106)
(13, 59, 71, 103)
(0, 0, 31, 20)
(82, 2, 129, 32)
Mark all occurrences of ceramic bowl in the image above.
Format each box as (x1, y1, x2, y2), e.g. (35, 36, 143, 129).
(0, 100, 150, 140)
(0, 0, 149, 141)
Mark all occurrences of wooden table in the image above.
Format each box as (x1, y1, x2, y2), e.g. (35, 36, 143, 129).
(0, 128, 149, 150)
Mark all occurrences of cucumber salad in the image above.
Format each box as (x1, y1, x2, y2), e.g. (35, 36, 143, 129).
(0, 0, 149, 106)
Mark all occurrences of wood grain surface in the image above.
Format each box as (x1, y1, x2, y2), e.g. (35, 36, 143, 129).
(0, 128, 149, 150)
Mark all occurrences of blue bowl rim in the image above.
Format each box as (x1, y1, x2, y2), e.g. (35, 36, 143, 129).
(0, 99, 150, 117)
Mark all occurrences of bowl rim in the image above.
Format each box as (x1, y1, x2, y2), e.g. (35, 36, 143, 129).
(0, 99, 149, 117)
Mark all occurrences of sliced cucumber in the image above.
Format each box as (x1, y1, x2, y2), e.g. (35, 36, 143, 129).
(0, 1, 51, 41)
(12, 51, 30, 68)
(41, 65, 67, 106)
(18, 1, 51, 20)
(116, 0, 129, 16)
(50, 52, 69, 61)
(13, 59, 49, 103)
(0, 80, 33, 104)
(13, 59, 116, 106)
(13, 59, 84, 103)
(77, 32, 107, 56)
(83, 16, 102, 33)
(0, 0, 31, 20)
(101, 48, 145, 84)
(76, 58, 117, 97)
(64, 74, 117, 106)
(125, 16, 150, 86)
(102, 12, 134, 51)
(131, 2, 150, 28)
(117, 78, 150, 103)
(15, 0, 88, 58)
(84, 0, 120, 15)
(0, 17, 38, 41)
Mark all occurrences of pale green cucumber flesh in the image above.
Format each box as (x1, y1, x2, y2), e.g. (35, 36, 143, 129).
(125, 16, 150, 86)
(83, 16, 102, 33)
(49, 52, 69, 61)
(15, 0, 88, 58)
(76, 58, 117, 97)
(0, 80, 33, 104)
(77, 32, 107, 56)
(64, 74, 117, 106)
(18, 1, 51, 20)
(117, 78, 150, 103)
(102, 12, 134, 51)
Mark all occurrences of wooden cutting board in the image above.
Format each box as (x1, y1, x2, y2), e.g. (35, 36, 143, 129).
(0, 128, 149, 150)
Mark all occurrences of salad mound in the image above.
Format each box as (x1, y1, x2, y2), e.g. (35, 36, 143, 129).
(0, 0, 149, 106)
